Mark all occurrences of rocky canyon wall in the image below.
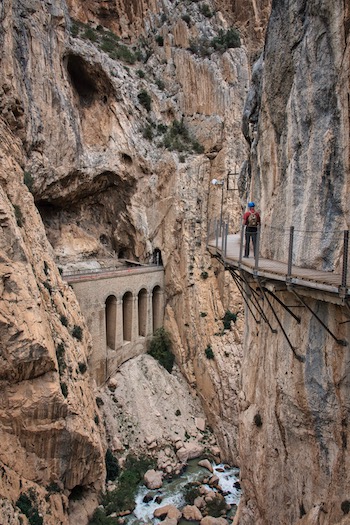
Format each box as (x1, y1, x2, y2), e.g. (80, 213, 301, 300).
(237, 0, 350, 524)
(0, 0, 270, 522)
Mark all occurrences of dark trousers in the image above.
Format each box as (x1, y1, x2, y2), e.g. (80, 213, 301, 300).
(244, 229, 257, 257)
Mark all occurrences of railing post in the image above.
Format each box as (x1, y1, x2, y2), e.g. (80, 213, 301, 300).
(287, 226, 294, 281)
(215, 219, 219, 249)
(224, 222, 229, 258)
(221, 222, 225, 252)
(254, 227, 260, 274)
(239, 223, 244, 266)
(340, 230, 349, 298)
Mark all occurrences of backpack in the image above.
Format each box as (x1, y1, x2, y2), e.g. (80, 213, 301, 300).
(247, 212, 258, 227)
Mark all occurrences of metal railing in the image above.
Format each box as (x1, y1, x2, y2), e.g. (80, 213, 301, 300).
(62, 262, 162, 280)
(207, 219, 350, 296)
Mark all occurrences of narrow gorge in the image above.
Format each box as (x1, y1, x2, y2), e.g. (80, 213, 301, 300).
(0, 0, 349, 524)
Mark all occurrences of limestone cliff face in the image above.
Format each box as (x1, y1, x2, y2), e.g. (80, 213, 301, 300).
(0, 0, 270, 522)
(0, 117, 105, 523)
(237, 1, 350, 524)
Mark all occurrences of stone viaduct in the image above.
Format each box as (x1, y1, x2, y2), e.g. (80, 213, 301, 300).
(64, 265, 165, 384)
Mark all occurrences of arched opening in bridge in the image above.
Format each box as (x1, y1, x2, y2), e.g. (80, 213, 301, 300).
(152, 286, 162, 332)
(123, 291, 133, 341)
(105, 295, 117, 349)
(138, 288, 148, 337)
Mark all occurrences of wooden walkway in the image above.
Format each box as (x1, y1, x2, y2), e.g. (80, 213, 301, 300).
(208, 234, 349, 299)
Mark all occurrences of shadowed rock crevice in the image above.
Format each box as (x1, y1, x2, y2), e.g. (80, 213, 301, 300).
(65, 54, 114, 107)
(36, 171, 139, 260)
(36, 170, 134, 206)
(64, 53, 116, 147)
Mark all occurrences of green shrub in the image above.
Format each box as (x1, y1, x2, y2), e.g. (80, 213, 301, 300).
(222, 310, 237, 330)
(200, 3, 213, 17)
(155, 35, 164, 46)
(70, 19, 83, 37)
(46, 482, 61, 494)
(78, 361, 87, 374)
(60, 315, 68, 327)
(94, 414, 100, 425)
(24, 171, 34, 191)
(192, 140, 205, 154)
(72, 325, 83, 341)
(137, 90, 152, 111)
(16, 493, 43, 525)
(72, 23, 136, 64)
(105, 449, 119, 482)
(136, 69, 145, 78)
(175, 409, 181, 416)
(200, 312, 207, 317)
(100, 36, 115, 54)
(148, 327, 174, 372)
(114, 44, 136, 64)
(89, 507, 118, 524)
(161, 119, 204, 154)
(205, 345, 214, 359)
(135, 48, 146, 62)
(142, 124, 154, 140)
(155, 78, 165, 90)
(83, 26, 98, 42)
(157, 123, 167, 134)
(56, 343, 66, 374)
(102, 455, 154, 514)
(200, 271, 209, 279)
(211, 28, 241, 51)
(182, 14, 191, 25)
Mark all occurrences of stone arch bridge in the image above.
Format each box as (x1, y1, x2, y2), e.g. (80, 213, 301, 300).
(64, 264, 164, 385)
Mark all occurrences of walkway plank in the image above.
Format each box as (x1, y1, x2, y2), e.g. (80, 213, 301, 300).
(208, 234, 348, 297)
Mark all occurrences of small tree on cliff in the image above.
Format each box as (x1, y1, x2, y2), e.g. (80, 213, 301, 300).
(147, 327, 174, 373)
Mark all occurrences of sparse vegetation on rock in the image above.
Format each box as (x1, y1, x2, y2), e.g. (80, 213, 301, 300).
(148, 327, 174, 372)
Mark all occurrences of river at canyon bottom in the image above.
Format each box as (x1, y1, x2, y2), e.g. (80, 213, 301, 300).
(126, 460, 241, 524)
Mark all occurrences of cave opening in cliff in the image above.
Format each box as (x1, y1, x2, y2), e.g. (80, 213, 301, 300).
(152, 248, 163, 266)
(66, 54, 98, 106)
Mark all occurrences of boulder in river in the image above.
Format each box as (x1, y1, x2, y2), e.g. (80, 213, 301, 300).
(176, 442, 204, 463)
(182, 505, 203, 521)
(198, 459, 213, 473)
(154, 504, 182, 521)
(144, 469, 163, 489)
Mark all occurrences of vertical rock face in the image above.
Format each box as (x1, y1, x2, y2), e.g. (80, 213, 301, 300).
(238, 1, 350, 524)
(0, 0, 271, 522)
(0, 123, 105, 523)
(66, 0, 156, 38)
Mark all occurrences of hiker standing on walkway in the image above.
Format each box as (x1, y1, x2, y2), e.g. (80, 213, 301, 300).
(243, 202, 261, 257)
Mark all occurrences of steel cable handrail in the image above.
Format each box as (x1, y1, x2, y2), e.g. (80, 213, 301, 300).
(207, 219, 350, 297)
